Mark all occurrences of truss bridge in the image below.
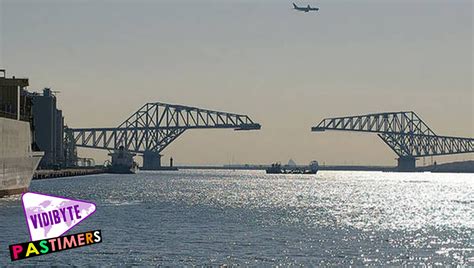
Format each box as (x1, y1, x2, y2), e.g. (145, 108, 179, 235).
(66, 102, 260, 170)
(312, 111, 473, 171)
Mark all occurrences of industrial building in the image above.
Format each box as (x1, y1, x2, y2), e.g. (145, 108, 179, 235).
(30, 88, 64, 168)
(0, 70, 32, 122)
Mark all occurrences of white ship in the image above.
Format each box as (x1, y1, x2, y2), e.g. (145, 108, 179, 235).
(106, 146, 138, 174)
(0, 70, 43, 197)
(266, 160, 319, 174)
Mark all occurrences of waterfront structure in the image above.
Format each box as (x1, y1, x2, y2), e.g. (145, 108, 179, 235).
(66, 102, 261, 170)
(312, 111, 474, 171)
(0, 70, 43, 197)
(30, 88, 64, 168)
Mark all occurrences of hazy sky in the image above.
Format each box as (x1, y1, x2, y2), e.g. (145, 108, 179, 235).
(1, 0, 473, 166)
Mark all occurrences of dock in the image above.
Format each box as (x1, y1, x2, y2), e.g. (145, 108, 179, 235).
(33, 168, 106, 180)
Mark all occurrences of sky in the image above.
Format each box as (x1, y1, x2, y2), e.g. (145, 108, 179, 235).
(1, 0, 473, 166)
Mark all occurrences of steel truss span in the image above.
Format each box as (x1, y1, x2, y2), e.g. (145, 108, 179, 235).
(312, 111, 473, 170)
(66, 102, 260, 156)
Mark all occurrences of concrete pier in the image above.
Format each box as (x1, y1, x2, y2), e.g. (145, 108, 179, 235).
(142, 151, 162, 170)
(33, 168, 105, 180)
(397, 156, 416, 172)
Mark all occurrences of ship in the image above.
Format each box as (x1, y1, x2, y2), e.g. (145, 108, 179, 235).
(106, 146, 138, 174)
(266, 161, 319, 174)
(0, 70, 43, 197)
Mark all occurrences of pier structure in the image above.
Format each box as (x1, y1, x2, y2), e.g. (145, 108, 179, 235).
(66, 102, 260, 170)
(312, 111, 474, 171)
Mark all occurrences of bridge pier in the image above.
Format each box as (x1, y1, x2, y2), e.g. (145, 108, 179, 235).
(142, 151, 162, 170)
(397, 156, 416, 172)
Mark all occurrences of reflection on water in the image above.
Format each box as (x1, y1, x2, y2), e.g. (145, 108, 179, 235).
(0, 170, 473, 265)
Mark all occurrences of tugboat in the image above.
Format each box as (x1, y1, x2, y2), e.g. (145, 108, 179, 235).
(106, 146, 138, 174)
(266, 161, 319, 174)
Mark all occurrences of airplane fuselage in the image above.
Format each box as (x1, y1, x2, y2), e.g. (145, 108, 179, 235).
(293, 3, 319, 12)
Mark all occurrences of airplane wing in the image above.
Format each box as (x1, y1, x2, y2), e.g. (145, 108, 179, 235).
(293, 3, 305, 11)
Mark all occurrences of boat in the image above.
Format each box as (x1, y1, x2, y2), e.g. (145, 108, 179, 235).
(0, 70, 43, 197)
(266, 161, 319, 174)
(106, 146, 138, 174)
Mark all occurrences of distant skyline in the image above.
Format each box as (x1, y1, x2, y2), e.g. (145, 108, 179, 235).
(1, 0, 472, 166)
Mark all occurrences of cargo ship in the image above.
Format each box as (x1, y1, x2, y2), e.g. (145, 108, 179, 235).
(106, 146, 138, 174)
(0, 70, 43, 197)
(266, 161, 319, 174)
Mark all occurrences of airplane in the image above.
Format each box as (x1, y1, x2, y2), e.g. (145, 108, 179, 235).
(293, 3, 319, 12)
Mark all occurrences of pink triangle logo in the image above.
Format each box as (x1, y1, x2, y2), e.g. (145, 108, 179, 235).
(21, 192, 97, 241)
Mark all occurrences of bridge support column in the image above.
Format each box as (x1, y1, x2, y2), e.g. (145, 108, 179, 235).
(142, 151, 162, 170)
(397, 156, 416, 172)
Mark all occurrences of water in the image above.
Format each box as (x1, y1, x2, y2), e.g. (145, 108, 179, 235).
(0, 170, 473, 265)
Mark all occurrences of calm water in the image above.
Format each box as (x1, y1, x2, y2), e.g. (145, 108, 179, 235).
(0, 170, 473, 266)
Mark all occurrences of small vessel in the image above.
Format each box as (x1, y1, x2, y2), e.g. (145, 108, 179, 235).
(266, 161, 319, 174)
(106, 146, 138, 174)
